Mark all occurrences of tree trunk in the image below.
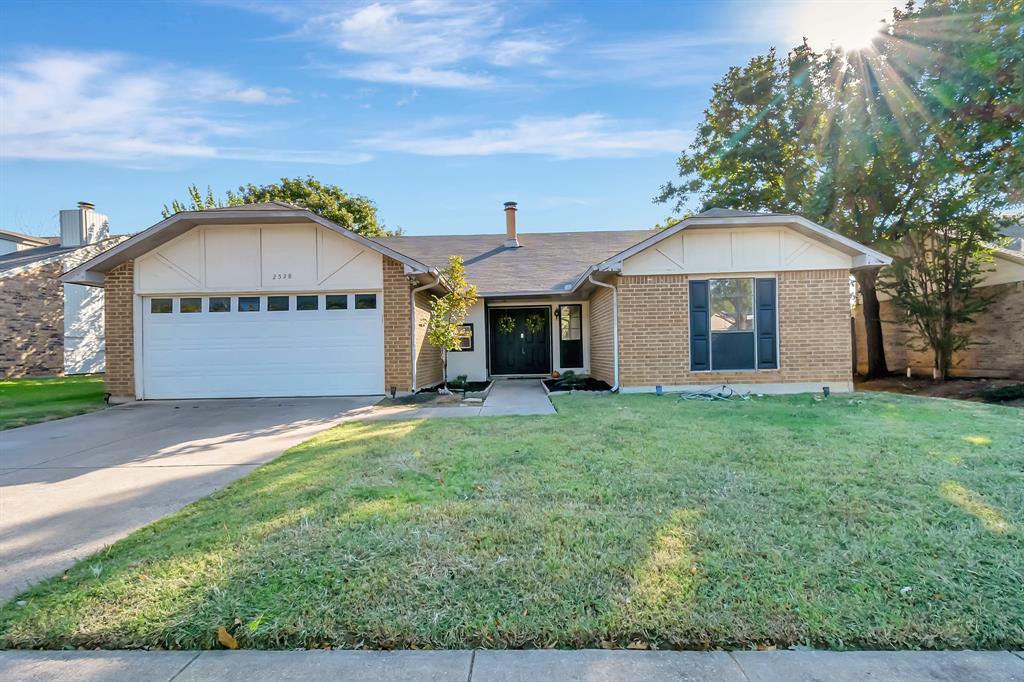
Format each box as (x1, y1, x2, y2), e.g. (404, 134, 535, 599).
(855, 269, 889, 379)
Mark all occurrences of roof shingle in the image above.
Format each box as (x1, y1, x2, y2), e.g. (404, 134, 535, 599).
(376, 230, 652, 295)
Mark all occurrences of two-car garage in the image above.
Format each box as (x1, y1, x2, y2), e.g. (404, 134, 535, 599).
(141, 291, 384, 399)
(77, 208, 404, 400)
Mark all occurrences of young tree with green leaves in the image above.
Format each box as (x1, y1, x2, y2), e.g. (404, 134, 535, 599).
(423, 255, 478, 392)
(162, 176, 391, 237)
(880, 185, 1000, 380)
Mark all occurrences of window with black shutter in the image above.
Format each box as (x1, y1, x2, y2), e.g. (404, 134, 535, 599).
(690, 277, 777, 371)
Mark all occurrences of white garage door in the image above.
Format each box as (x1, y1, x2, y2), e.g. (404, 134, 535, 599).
(142, 293, 384, 399)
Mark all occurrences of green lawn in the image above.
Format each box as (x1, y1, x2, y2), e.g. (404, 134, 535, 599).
(1, 392, 1021, 650)
(0, 375, 106, 430)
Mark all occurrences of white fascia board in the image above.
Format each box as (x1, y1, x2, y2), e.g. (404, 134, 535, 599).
(61, 208, 434, 286)
(590, 214, 892, 273)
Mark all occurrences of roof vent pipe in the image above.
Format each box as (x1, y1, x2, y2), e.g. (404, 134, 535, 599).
(503, 201, 519, 248)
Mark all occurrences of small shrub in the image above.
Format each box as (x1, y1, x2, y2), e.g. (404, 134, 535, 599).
(449, 374, 469, 391)
(981, 383, 1024, 403)
(556, 370, 587, 390)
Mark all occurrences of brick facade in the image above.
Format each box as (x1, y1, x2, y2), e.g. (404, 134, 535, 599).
(589, 283, 615, 385)
(614, 269, 852, 389)
(854, 280, 1024, 379)
(0, 262, 64, 378)
(414, 289, 443, 388)
(103, 261, 135, 400)
(382, 256, 414, 392)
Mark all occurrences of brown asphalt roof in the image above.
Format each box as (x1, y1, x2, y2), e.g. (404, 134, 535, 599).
(376, 230, 652, 295)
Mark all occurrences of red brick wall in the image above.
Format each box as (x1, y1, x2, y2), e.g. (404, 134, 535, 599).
(414, 289, 443, 388)
(854, 280, 1024, 379)
(615, 269, 852, 388)
(0, 262, 64, 378)
(383, 257, 413, 392)
(589, 282, 616, 385)
(103, 261, 135, 399)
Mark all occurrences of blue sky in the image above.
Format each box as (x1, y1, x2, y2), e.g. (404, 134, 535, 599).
(0, 0, 893, 236)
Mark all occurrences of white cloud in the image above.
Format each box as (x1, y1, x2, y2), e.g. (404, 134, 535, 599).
(367, 114, 689, 159)
(345, 62, 493, 88)
(246, 0, 564, 89)
(0, 50, 361, 165)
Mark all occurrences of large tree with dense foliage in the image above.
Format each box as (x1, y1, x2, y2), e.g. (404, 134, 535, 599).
(657, 0, 1020, 378)
(162, 176, 391, 237)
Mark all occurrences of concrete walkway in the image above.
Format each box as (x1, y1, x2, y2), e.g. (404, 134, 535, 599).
(0, 396, 377, 601)
(364, 380, 556, 420)
(1, 649, 1021, 681)
(480, 379, 556, 416)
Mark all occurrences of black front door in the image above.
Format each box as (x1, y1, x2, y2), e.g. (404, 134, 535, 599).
(489, 308, 551, 375)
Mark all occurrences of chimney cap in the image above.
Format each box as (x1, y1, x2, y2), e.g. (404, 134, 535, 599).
(503, 201, 517, 209)
(78, 201, 95, 210)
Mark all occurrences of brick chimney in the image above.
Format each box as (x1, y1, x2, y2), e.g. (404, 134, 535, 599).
(504, 201, 519, 248)
(58, 201, 109, 247)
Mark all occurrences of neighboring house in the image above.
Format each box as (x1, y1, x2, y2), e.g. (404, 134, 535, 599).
(0, 229, 57, 255)
(853, 243, 1024, 379)
(61, 202, 889, 402)
(0, 203, 128, 378)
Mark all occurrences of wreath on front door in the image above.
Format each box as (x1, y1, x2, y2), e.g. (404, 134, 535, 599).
(497, 314, 516, 334)
(524, 313, 546, 334)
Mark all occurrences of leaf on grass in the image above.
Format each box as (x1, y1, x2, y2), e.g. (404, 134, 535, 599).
(216, 626, 238, 649)
(626, 641, 650, 650)
(600, 640, 615, 649)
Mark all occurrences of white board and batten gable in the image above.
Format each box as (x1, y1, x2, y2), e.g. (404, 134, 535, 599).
(621, 225, 853, 277)
(135, 223, 383, 294)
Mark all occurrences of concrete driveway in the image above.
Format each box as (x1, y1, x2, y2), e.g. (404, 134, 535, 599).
(0, 396, 377, 601)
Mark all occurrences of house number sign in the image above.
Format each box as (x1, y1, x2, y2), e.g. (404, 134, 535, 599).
(271, 273, 293, 280)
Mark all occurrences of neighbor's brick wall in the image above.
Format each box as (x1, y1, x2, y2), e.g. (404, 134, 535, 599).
(615, 269, 852, 388)
(103, 261, 135, 399)
(854, 281, 1024, 379)
(383, 256, 413, 392)
(588, 280, 616, 385)
(414, 289, 443, 388)
(0, 262, 64, 378)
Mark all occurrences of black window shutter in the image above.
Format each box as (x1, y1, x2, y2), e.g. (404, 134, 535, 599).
(755, 278, 777, 369)
(689, 280, 710, 371)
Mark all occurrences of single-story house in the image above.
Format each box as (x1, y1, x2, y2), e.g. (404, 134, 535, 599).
(853, 240, 1024, 379)
(61, 201, 890, 402)
(1, 203, 127, 378)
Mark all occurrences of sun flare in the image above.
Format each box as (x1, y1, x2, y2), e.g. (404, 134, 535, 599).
(794, 0, 892, 50)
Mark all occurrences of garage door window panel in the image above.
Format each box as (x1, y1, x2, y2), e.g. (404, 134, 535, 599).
(326, 295, 348, 310)
(180, 298, 202, 313)
(268, 296, 290, 312)
(355, 293, 377, 310)
(297, 295, 319, 311)
(209, 297, 231, 313)
(239, 297, 261, 312)
(151, 298, 172, 314)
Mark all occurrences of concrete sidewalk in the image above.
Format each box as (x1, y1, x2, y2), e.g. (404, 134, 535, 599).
(1, 649, 1021, 681)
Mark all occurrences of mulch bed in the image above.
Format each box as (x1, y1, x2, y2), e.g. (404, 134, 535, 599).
(543, 377, 612, 393)
(420, 381, 491, 394)
(856, 376, 1024, 407)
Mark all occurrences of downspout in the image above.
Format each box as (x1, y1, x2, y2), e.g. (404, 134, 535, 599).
(588, 274, 619, 392)
(410, 273, 441, 392)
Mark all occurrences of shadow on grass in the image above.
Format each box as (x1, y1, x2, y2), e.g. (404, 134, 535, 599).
(2, 393, 1022, 651)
